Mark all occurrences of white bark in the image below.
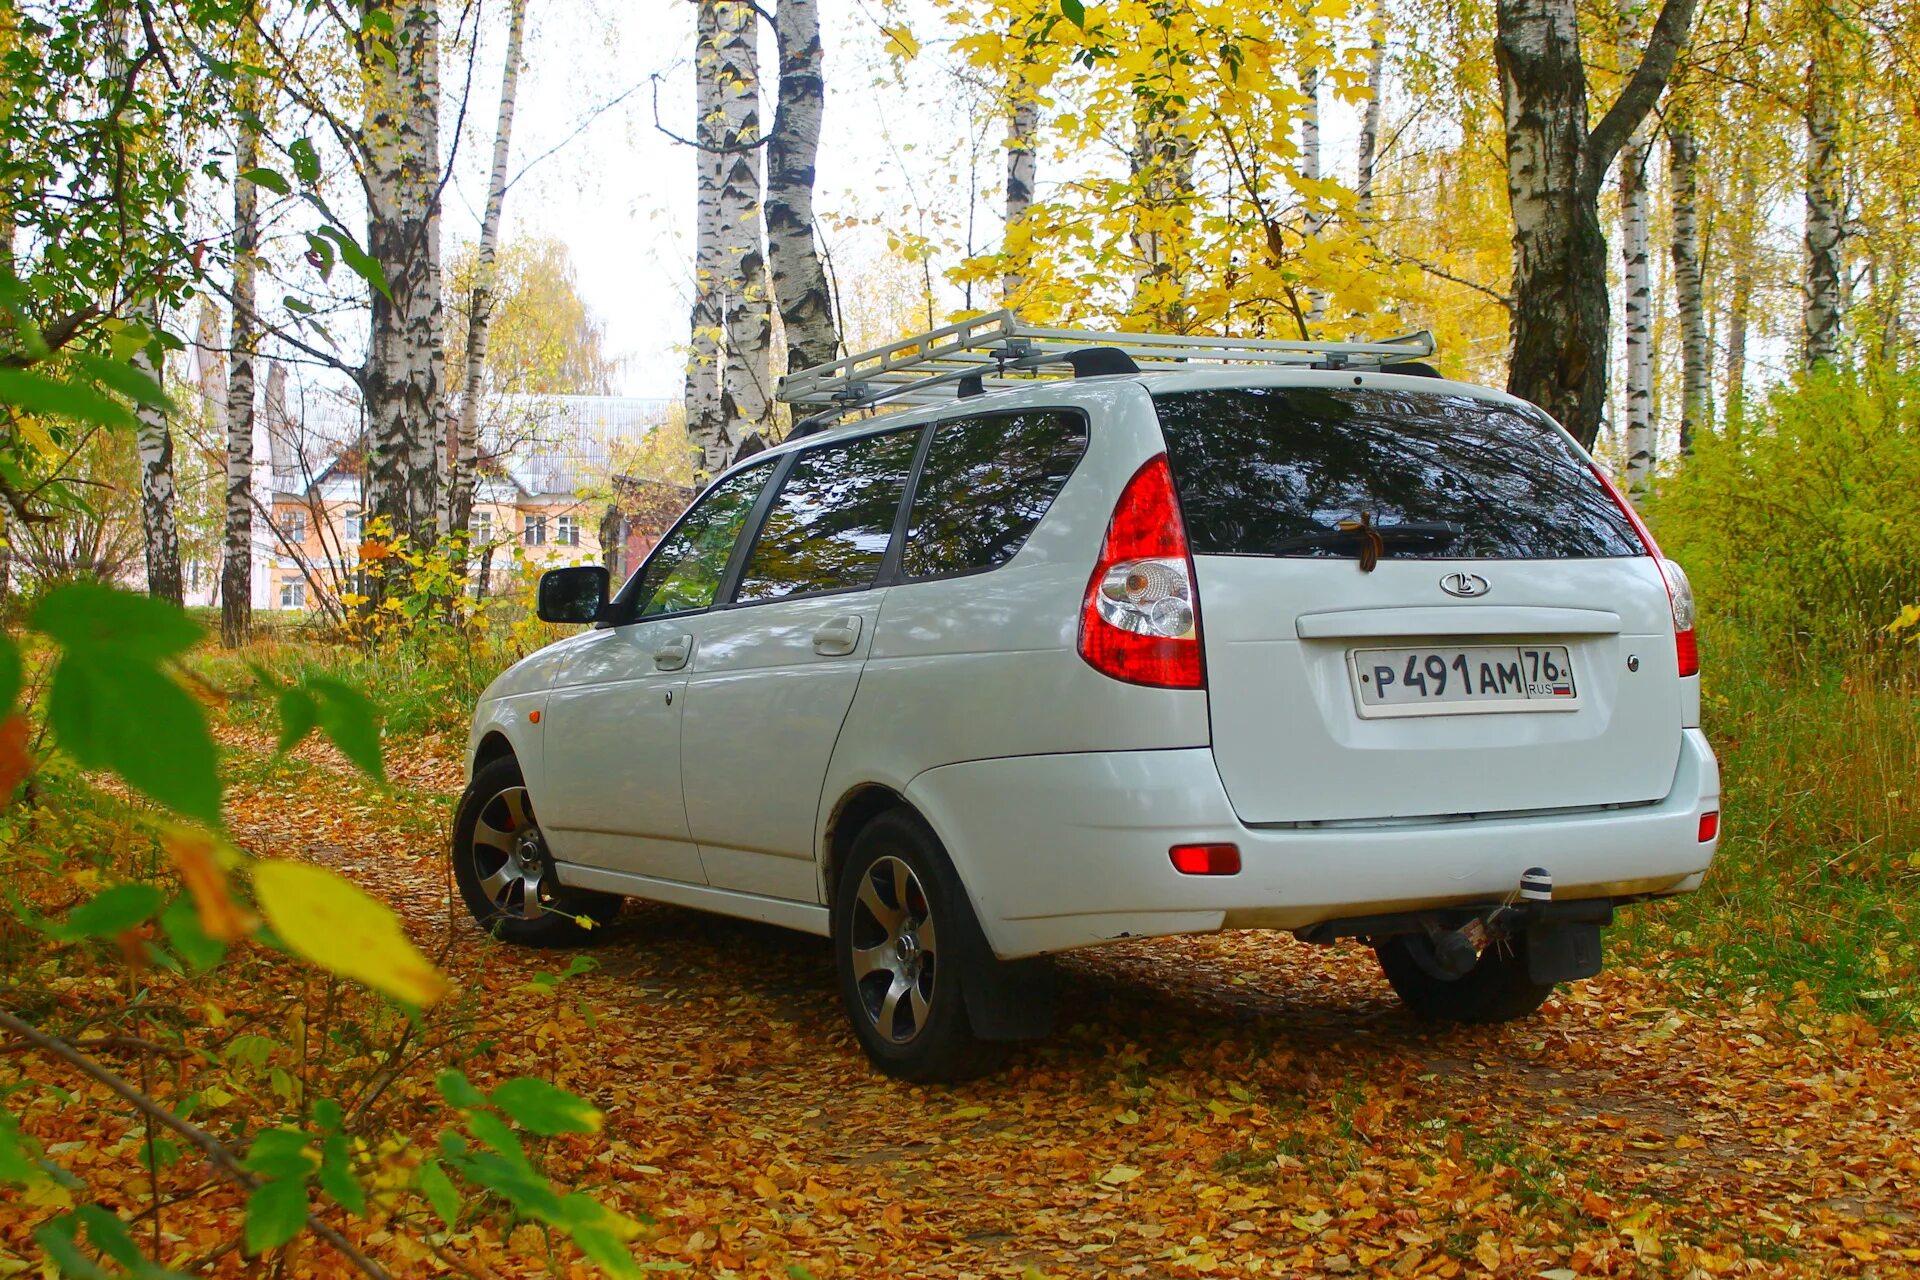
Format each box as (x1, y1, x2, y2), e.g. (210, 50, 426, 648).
(1357, 24, 1386, 219)
(766, 0, 838, 374)
(1667, 122, 1708, 452)
(195, 301, 227, 429)
(716, 2, 770, 452)
(1621, 127, 1654, 493)
(132, 296, 182, 603)
(1802, 46, 1843, 367)
(686, 2, 728, 479)
(223, 113, 258, 647)
(363, 0, 445, 553)
(1128, 0, 1194, 327)
(1003, 72, 1038, 303)
(1300, 63, 1327, 325)
(446, 0, 527, 539)
(1726, 163, 1754, 420)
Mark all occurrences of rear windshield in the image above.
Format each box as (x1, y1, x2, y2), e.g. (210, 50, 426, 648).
(1152, 387, 1642, 560)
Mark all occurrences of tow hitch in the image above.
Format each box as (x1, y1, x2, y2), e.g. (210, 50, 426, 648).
(1416, 868, 1607, 984)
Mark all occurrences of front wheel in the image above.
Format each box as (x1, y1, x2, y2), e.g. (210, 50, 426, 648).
(833, 810, 1002, 1082)
(452, 755, 620, 946)
(1375, 931, 1556, 1024)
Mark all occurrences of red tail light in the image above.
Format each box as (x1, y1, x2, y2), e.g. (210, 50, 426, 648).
(1078, 454, 1205, 689)
(1588, 462, 1698, 677)
(1170, 843, 1240, 875)
(1697, 810, 1719, 843)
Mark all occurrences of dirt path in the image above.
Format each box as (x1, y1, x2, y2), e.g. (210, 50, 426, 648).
(224, 732, 1920, 1278)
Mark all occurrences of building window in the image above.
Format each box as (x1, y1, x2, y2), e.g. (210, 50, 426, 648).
(523, 515, 547, 547)
(343, 512, 362, 545)
(555, 515, 579, 547)
(470, 509, 492, 545)
(280, 510, 307, 543)
(279, 579, 306, 610)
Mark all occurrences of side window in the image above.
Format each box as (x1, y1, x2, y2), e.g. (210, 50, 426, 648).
(900, 410, 1088, 579)
(627, 462, 774, 619)
(734, 428, 921, 604)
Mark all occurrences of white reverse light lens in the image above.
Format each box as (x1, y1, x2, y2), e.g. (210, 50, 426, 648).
(1097, 557, 1195, 637)
(1661, 558, 1696, 631)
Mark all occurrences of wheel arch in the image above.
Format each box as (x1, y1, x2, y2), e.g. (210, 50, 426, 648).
(472, 730, 518, 773)
(821, 783, 915, 904)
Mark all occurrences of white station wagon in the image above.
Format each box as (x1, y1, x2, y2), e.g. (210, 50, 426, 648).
(455, 314, 1720, 1080)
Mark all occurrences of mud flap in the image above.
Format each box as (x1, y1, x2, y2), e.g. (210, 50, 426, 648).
(962, 955, 1057, 1041)
(1526, 921, 1604, 984)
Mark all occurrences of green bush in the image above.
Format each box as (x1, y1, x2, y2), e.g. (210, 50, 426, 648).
(1647, 364, 1920, 662)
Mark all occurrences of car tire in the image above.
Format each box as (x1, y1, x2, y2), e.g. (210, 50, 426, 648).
(1375, 930, 1555, 1024)
(452, 755, 620, 947)
(832, 809, 1004, 1083)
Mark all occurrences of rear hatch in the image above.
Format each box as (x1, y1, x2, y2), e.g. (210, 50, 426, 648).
(1154, 382, 1682, 825)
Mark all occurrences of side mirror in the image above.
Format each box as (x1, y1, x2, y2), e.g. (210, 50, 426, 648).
(537, 566, 609, 624)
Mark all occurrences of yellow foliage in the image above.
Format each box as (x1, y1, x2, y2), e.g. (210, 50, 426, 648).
(251, 858, 451, 1005)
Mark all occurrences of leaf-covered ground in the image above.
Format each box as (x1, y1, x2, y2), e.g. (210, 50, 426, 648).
(9, 729, 1918, 1277)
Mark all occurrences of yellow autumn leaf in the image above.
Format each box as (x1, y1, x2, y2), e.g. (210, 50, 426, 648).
(252, 859, 450, 1004)
(881, 24, 918, 60)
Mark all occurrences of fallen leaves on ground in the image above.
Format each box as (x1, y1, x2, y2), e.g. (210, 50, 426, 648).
(2, 726, 1915, 1277)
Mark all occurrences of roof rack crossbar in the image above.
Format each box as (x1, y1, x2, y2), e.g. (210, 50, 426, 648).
(775, 310, 1437, 424)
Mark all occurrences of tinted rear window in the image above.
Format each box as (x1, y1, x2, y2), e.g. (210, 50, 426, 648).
(901, 410, 1087, 579)
(733, 427, 921, 603)
(1152, 387, 1641, 560)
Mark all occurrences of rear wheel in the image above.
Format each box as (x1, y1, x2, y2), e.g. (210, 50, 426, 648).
(1375, 931, 1555, 1024)
(453, 756, 620, 946)
(833, 810, 1002, 1082)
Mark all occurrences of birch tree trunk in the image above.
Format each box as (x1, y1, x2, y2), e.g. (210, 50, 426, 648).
(222, 116, 258, 647)
(1494, 0, 1697, 449)
(686, 2, 728, 479)
(1802, 38, 1844, 368)
(1620, 128, 1654, 492)
(1300, 64, 1327, 325)
(1667, 120, 1709, 453)
(1725, 162, 1755, 422)
(1002, 84, 1038, 304)
(716, 2, 770, 453)
(362, 0, 445, 555)
(446, 0, 527, 540)
(1357, 21, 1386, 220)
(132, 298, 183, 603)
(766, 0, 838, 373)
(1128, 0, 1194, 327)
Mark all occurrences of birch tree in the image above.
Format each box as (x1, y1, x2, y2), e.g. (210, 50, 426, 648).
(361, 0, 445, 552)
(1494, 0, 1697, 448)
(1356, 18, 1386, 220)
(1300, 64, 1328, 326)
(1802, 16, 1844, 368)
(447, 0, 528, 540)
(766, 0, 839, 372)
(222, 104, 259, 648)
(1128, 2, 1196, 327)
(132, 299, 183, 604)
(1667, 118, 1709, 451)
(686, 2, 728, 479)
(1001, 64, 1039, 304)
(715, 2, 771, 449)
(1620, 127, 1654, 492)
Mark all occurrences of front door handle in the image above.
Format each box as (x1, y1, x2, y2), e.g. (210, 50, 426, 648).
(812, 615, 862, 656)
(653, 633, 693, 671)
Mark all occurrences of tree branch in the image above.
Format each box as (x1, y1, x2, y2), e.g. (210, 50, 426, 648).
(0, 1008, 395, 1280)
(1583, 0, 1699, 196)
(648, 74, 773, 154)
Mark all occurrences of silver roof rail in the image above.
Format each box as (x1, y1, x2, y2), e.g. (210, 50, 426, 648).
(775, 310, 1436, 433)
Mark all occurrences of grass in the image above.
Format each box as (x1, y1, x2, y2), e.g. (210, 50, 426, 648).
(1616, 631, 1920, 1027)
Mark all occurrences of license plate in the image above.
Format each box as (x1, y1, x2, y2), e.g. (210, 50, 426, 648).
(1349, 644, 1580, 718)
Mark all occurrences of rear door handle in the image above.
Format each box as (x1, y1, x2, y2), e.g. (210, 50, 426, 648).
(812, 615, 862, 656)
(653, 633, 693, 671)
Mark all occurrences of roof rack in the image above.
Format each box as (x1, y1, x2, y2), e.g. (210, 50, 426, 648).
(775, 310, 1436, 434)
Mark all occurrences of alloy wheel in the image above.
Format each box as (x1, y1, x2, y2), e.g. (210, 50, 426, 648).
(467, 785, 549, 921)
(848, 855, 939, 1043)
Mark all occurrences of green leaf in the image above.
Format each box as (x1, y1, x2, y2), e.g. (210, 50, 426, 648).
(489, 1077, 603, 1136)
(303, 233, 335, 281)
(238, 167, 290, 196)
(466, 1109, 528, 1164)
(318, 1133, 365, 1216)
(159, 894, 227, 971)
(288, 137, 320, 185)
(416, 1157, 460, 1229)
(304, 676, 383, 780)
(32, 1217, 110, 1280)
(311, 1098, 344, 1132)
(243, 1177, 308, 1254)
(74, 1205, 144, 1268)
(274, 687, 318, 756)
(242, 1128, 315, 1180)
(56, 883, 163, 939)
(0, 634, 19, 714)
(67, 353, 173, 410)
(31, 583, 203, 662)
(1060, 0, 1087, 28)
(318, 227, 390, 300)
(0, 367, 136, 430)
(435, 1069, 485, 1110)
(45, 651, 221, 825)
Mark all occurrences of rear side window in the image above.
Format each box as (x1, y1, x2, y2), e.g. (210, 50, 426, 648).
(627, 460, 774, 618)
(901, 410, 1088, 580)
(1152, 388, 1642, 560)
(734, 427, 921, 603)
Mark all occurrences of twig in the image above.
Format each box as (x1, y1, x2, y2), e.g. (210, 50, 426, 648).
(0, 1008, 396, 1280)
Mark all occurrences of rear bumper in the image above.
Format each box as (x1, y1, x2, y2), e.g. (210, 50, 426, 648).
(905, 729, 1719, 959)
